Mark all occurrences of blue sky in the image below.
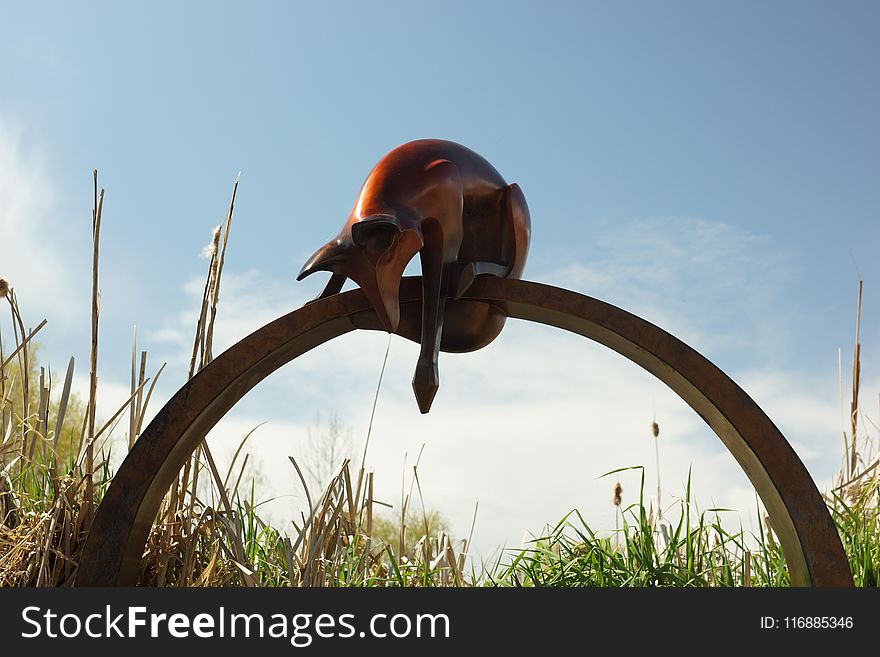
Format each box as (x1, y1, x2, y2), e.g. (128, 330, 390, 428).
(1, 1, 878, 561)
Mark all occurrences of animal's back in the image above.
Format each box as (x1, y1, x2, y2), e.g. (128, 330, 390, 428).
(367, 139, 508, 194)
(361, 139, 512, 266)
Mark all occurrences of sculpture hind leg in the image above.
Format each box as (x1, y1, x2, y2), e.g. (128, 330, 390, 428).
(451, 183, 532, 299)
(451, 261, 507, 300)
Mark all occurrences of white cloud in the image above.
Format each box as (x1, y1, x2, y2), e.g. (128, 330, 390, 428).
(0, 119, 81, 322)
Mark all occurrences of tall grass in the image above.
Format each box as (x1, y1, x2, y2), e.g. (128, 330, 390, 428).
(486, 468, 792, 587)
(0, 174, 877, 586)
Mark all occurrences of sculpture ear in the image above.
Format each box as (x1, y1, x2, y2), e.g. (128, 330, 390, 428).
(297, 239, 345, 280)
(351, 215, 401, 247)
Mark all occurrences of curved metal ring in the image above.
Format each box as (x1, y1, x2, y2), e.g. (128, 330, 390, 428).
(75, 277, 852, 586)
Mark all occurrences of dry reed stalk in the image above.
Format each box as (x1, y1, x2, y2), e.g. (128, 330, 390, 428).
(31, 367, 48, 464)
(83, 170, 104, 527)
(0, 318, 47, 374)
(366, 471, 374, 539)
(158, 177, 238, 583)
(204, 173, 239, 364)
(187, 229, 218, 380)
(744, 549, 751, 587)
(0, 306, 6, 439)
(849, 279, 862, 479)
(125, 338, 150, 449)
(129, 326, 137, 448)
(134, 362, 165, 437)
(6, 289, 32, 463)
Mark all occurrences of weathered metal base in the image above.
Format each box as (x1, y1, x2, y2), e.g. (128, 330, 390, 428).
(75, 277, 853, 586)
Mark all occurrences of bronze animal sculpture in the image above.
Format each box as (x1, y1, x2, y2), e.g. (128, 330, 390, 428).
(298, 139, 531, 413)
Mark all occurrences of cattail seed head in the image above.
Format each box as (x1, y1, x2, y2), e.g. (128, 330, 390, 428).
(0, 277, 8, 298)
(651, 421, 660, 438)
(613, 482, 623, 506)
(202, 225, 222, 259)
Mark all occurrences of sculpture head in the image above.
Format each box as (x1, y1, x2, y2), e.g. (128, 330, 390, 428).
(297, 215, 424, 332)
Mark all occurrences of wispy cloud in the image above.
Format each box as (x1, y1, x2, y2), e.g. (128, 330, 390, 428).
(542, 216, 800, 361)
(0, 119, 81, 322)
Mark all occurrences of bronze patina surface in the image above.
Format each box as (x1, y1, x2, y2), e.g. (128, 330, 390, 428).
(76, 277, 853, 586)
(297, 139, 531, 413)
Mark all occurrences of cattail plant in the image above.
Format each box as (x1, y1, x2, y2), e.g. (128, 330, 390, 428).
(651, 418, 661, 520)
(612, 481, 623, 547)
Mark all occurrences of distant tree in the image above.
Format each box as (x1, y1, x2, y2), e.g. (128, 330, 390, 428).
(0, 340, 86, 467)
(294, 412, 451, 556)
(370, 509, 451, 556)
(299, 411, 355, 492)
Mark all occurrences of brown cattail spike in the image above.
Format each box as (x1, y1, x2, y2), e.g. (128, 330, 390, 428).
(651, 421, 660, 438)
(613, 482, 623, 506)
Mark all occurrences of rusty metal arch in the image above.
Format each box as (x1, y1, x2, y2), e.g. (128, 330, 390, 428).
(75, 277, 853, 586)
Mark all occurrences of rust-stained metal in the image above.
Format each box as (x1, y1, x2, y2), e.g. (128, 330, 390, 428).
(76, 277, 853, 586)
(297, 139, 530, 413)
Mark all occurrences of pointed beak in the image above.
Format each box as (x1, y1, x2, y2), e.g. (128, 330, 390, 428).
(296, 261, 317, 281)
(297, 240, 341, 281)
